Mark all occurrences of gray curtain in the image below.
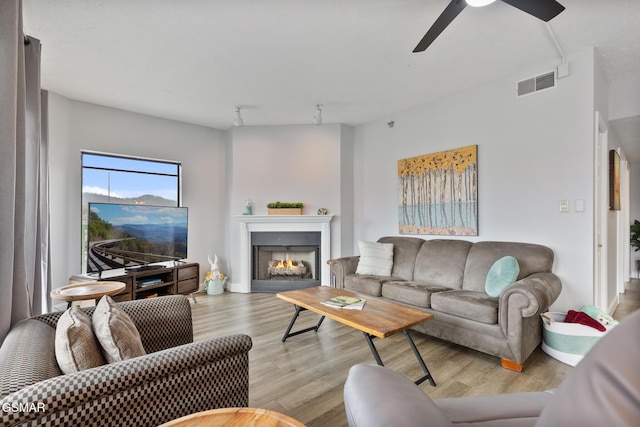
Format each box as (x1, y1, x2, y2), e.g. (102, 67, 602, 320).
(0, 0, 51, 344)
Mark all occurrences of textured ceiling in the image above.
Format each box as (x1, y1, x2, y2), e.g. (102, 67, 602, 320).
(22, 0, 640, 157)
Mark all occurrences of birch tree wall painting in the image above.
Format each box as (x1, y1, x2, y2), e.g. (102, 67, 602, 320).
(398, 145, 478, 235)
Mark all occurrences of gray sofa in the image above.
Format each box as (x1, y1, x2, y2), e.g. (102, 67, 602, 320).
(343, 309, 640, 427)
(0, 295, 252, 426)
(329, 237, 562, 370)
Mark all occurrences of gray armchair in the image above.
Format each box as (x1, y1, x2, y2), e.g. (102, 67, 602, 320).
(344, 309, 640, 427)
(0, 295, 252, 426)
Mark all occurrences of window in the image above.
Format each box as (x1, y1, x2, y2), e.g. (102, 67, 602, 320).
(81, 151, 182, 272)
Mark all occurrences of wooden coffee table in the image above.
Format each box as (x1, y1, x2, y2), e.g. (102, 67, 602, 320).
(276, 286, 436, 386)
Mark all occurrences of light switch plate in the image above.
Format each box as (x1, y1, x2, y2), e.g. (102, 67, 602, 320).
(559, 200, 570, 213)
(575, 199, 585, 212)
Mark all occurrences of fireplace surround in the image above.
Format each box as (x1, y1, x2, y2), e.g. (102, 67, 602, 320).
(236, 215, 333, 293)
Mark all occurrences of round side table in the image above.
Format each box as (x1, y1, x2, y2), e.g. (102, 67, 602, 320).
(159, 407, 306, 427)
(50, 281, 126, 308)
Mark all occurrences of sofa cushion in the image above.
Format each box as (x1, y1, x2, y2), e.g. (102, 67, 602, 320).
(382, 281, 450, 308)
(485, 256, 520, 297)
(345, 274, 396, 297)
(378, 236, 426, 281)
(356, 240, 394, 276)
(413, 239, 472, 289)
(93, 296, 146, 363)
(431, 290, 499, 324)
(55, 306, 107, 374)
(462, 242, 553, 292)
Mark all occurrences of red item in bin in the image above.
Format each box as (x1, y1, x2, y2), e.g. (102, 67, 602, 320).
(564, 310, 606, 332)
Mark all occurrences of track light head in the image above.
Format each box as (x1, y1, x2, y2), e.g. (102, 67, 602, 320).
(313, 104, 323, 125)
(234, 107, 244, 127)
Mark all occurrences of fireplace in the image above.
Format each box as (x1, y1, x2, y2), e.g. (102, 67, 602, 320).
(251, 231, 320, 292)
(236, 215, 333, 293)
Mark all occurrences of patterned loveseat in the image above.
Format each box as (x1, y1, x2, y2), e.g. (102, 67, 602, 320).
(0, 295, 252, 426)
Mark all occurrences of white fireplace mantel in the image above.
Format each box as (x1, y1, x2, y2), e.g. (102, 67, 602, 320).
(235, 215, 333, 293)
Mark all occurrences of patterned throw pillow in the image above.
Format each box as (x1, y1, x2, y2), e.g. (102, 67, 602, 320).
(93, 296, 146, 363)
(485, 256, 520, 297)
(55, 306, 106, 374)
(355, 240, 394, 277)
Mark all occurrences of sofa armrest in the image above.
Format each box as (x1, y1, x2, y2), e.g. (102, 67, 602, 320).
(498, 272, 562, 363)
(328, 256, 360, 289)
(344, 364, 452, 427)
(500, 272, 562, 320)
(0, 334, 252, 426)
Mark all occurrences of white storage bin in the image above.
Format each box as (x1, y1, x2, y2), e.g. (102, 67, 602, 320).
(541, 312, 607, 366)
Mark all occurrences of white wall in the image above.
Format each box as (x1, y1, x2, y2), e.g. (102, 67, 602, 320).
(609, 77, 640, 121)
(630, 164, 640, 276)
(47, 93, 226, 289)
(353, 49, 598, 312)
(46, 95, 356, 292)
(610, 77, 640, 281)
(595, 52, 626, 313)
(340, 125, 355, 255)
(46, 48, 625, 312)
(225, 124, 353, 290)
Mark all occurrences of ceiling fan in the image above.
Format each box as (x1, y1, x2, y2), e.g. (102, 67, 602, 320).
(413, 0, 565, 53)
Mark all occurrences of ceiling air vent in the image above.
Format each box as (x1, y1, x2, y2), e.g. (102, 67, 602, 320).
(517, 70, 556, 97)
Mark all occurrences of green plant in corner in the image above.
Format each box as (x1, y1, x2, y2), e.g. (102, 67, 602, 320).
(630, 220, 640, 252)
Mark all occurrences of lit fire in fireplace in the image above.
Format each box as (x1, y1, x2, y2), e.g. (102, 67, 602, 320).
(274, 259, 296, 269)
(267, 258, 307, 277)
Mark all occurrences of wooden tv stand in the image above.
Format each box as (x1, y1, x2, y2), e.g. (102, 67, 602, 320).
(95, 262, 200, 302)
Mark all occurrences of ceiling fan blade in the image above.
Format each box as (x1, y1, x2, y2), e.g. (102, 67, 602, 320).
(413, 0, 467, 53)
(500, 0, 565, 22)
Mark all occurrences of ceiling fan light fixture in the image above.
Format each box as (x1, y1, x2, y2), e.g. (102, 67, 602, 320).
(466, 0, 497, 7)
(414, 0, 566, 53)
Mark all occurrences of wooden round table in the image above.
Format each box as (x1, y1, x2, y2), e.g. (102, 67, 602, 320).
(159, 407, 306, 427)
(50, 281, 126, 307)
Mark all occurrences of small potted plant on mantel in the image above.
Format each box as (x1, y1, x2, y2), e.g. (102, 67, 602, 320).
(267, 201, 304, 215)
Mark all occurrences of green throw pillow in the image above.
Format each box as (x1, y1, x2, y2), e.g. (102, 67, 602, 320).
(485, 256, 520, 297)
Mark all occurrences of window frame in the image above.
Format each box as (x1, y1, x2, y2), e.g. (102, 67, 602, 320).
(80, 150, 183, 273)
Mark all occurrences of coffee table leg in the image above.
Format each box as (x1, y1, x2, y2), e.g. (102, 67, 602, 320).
(281, 305, 325, 342)
(363, 331, 436, 386)
(363, 333, 384, 366)
(404, 330, 436, 386)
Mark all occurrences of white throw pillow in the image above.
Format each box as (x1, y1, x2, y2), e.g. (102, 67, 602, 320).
(355, 240, 394, 277)
(55, 306, 106, 374)
(93, 296, 146, 363)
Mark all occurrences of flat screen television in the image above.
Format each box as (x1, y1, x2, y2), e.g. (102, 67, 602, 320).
(86, 203, 188, 274)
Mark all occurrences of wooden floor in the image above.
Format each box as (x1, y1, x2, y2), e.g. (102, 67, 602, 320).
(613, 279, 640, 319)
(191, 285, 640, 427)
